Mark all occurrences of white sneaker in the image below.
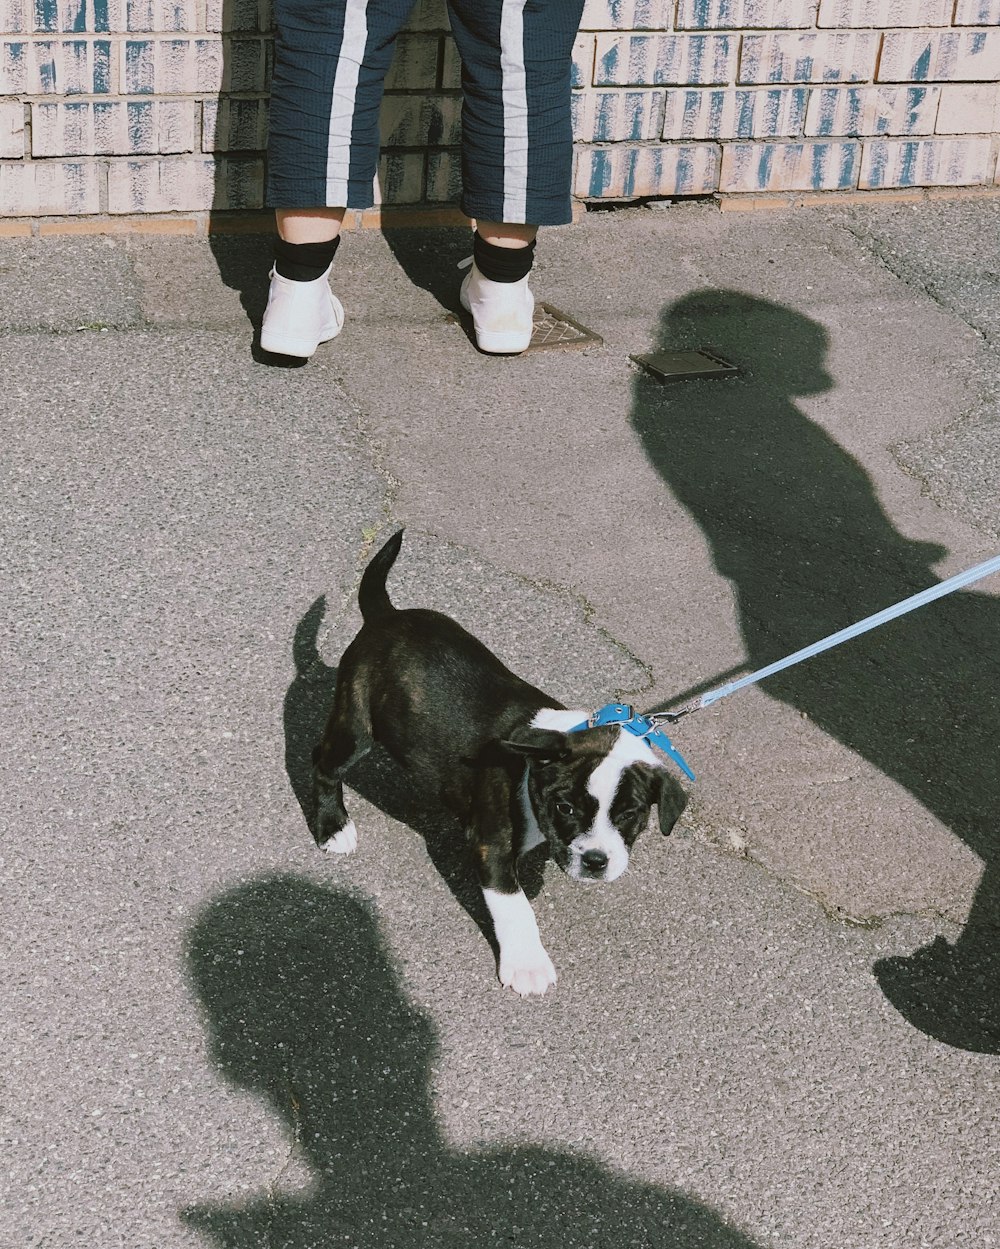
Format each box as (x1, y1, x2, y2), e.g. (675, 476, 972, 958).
(260, 264, 344, 358)
(459, 260, 534, 355)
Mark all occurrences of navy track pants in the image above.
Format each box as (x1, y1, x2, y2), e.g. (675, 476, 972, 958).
(266, 0, 585, 225)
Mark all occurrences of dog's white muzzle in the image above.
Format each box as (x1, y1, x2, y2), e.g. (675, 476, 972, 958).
(566, 830, 629, 882)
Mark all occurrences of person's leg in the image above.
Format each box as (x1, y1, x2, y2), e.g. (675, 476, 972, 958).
(475, 222, 537, 248)
(275, 208, 347, 245)
(447, 0, 584, 352)
(261, 0, 417, 356)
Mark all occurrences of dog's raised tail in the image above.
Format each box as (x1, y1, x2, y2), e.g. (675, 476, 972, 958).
(358, 529, 404, 622)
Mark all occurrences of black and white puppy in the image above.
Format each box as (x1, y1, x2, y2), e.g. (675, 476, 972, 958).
(312, 531, 688, 996)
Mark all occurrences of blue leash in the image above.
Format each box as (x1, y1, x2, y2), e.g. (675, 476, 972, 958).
(655, 552, 1000, 731)
(570, 554, 1000, 783)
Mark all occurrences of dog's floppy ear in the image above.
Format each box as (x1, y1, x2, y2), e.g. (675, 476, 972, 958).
(499, 725, 570, 765)
(656, 770, 688, 837)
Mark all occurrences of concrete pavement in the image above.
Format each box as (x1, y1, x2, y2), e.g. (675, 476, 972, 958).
(2, 198, 999, 1249)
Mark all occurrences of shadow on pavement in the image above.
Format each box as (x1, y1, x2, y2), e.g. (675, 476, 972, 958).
(203, 1, 472, 362)
(381, 226, 472, 313)
(632, 289, 1000, 1054)
(206, 232, 287, 366)
(182, 877, 764, 1248)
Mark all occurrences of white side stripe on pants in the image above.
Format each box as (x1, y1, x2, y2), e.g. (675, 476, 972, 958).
(500, 0, 529, 222)
(325, 0, 370, 204)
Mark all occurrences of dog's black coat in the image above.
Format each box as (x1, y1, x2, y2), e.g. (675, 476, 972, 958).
(312, 531, 687, 993)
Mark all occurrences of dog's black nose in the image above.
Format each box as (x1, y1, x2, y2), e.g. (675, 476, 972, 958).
(582, 849, 609, 872)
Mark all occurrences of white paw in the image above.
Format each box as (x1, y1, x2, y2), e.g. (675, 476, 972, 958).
(499, 945, 557, 997)
(322, 820, 358, 855)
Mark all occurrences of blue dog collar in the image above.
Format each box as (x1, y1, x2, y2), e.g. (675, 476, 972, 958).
(567, 703, 696, 782)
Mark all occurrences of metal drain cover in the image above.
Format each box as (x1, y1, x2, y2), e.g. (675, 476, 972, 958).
(631, 348, 738, 382)
(449, 302, 603, 353)
(528, 302, 603, 352)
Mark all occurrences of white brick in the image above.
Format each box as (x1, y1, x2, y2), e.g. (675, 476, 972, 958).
(581, 0, 671, 30)
(572, 88, 664, 141)
(595, 33, 737, 86)
(0, 158, 100, 213)
(31, 97, 194, 154)
(936, 83, 1000, 132)
(205, 0, 270, 32)
(953, 0, 1000, 23)
(740, 32, 877, 83)
(860, 137, 994, 187)
(720, 140, 860, 191)
(0, 40, 27, 90)
(1, 37, 114, 93)
(386, 33, 439, 90)
(1, 0, 28, 33)
(879, 30, 1000, 82)
(224, 36, 269, 90)
(405, 0, 449, 30)
(379, 93, 462, 147)
(107, 155, 262, 211)
(572, 34, 595, 87)
(805, 86, 938, 136)
(212, 155, 265, 207)
(662, 86, 807, 137)
(425, 148, 461, 201)
(440, 32, 460, 87)
(125, 0, 197, 31)
(817, 0, 950, 25)
(30, 0, 77, 31)
(574, 142, 720, 197)
(375, 151, 424, 205)
(26, 0, 122, 33)
(0, 100, 24, 156)
(121, 37, 265, 93)
(202, 97, 268, 151)
(122, 37, 221, 92)
(676, 0, 815, 29)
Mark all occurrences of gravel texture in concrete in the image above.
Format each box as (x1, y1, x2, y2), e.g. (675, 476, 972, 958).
(3, 201, 999, 1249)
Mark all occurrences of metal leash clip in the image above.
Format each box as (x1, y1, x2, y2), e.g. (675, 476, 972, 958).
(647, 700, 701, 726)
(572, 703, 696, 781)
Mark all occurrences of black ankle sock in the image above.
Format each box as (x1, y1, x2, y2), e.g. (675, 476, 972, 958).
(473, 231, 536, 283)
(273, 235, 341, 282)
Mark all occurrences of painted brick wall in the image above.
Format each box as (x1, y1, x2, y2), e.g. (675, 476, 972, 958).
(1, 0, 999, 222)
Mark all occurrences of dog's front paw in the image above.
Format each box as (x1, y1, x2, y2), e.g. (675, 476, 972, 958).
(499, 945, 557, 997)
(321, 820, 358, 855)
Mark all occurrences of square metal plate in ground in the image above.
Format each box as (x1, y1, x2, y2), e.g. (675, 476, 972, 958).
(631, 348, 739, 382)
(448, 302, 603, 353)
(527, 302, 603, 352)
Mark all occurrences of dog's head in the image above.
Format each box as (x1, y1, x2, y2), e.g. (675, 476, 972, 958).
(501, 713, 688, 883)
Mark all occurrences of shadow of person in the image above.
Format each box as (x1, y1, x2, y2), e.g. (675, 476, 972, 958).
(281, 598, 548, 953)
(202, 0, 293, 366)
(381, 225, 472, 313)
(182, 876, 765, 1248)
(207, 230, 283, 365)
(630, 290, 1000, 1054)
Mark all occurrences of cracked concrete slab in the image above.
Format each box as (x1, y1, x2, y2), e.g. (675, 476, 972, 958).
(3, 201, 1000, 1249)
(838, 199, 1000, 543)
(125, 229, 470, 331)
(841, 198, 1000, 350)
(0, 235, 145, 331)
(326, 212, 992, 925)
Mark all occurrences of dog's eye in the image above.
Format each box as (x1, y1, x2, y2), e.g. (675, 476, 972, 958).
(555, 801, 574, 817)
